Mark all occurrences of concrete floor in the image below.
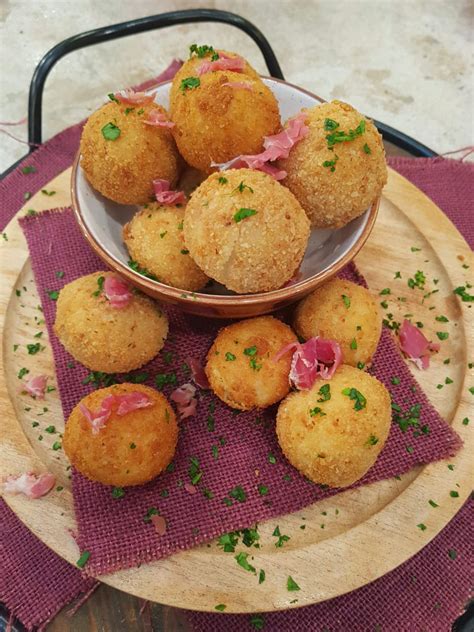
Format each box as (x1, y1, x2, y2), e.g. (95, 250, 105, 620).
(0, 0, 472, 172)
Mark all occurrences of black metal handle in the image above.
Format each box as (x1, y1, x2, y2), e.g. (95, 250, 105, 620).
(27, 8, 285, 148)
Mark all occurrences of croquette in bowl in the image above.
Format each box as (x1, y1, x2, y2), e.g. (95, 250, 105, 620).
(183, 169, 310, 294)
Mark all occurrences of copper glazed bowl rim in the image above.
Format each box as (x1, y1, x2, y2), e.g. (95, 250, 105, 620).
(71, 77, 380, 309)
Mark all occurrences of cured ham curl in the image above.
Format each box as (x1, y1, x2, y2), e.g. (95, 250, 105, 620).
(398, 319, 440, 370)
(198, 53, 246, 76)
(80, 392, 153, 434)
(171, 383, 197, 419)
(3, 472, 55, 498)
(143, 109, 175, 129)
(113, 89, 156, 106)
(104, 276, 131, 308)
(153, 179, 186, 205)
(274, 337, 343, 390)
(211, 112, 309, 180)
(23, 374, 48, 399)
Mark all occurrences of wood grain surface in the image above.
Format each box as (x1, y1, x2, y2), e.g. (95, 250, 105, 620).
(1, 160, 473, 630)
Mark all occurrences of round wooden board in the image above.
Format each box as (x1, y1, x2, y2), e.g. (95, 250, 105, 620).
(0, 167, 472, 614)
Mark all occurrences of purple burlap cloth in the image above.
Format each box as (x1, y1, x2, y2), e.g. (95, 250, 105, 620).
(1, 118, 473, 630)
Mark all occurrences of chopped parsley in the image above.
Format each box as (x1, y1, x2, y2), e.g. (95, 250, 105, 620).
(379, 287, 391, 295)
(111, 486, 125, 499)
(342, 294, 351, 309)
(391, 376, 401, 385)
(244, 346, 257, 356)
(189, 44, 218, 60)
(101, 122, 121, 141)
(287, 576, 300, 591)
(143, 507, 159, 523)
(258, 570, 265, 585)
(45, 425, 56, 434)
(309, 406, 326, 417)
(22, 165, 37, 174)
(189, 457, 202, 485)
(407, 270, 426, 290)
(428, 499, 439, 508)
(436, 332, 449, 341)
(52, 441, 61, 451)
(26, 209, 37, 216)
(82, 371, 117, 388)
(46, 290, 59, 300)
(27, 343, 41, 355)
(180, 76, 201, 92)
(155, 373, 177, 389)
(411, 246, 421, 252)
(41, 189, 56, 196)
(18, 367, 30, 379)
(215, 604, 226, 611)
(462, 417, 469, 426)
(417, 523, 427, 531)
(323, 118, 339, 131)
(108, 93, 119, 102)
(322, 155, 339, 172)
(366, 435, 379, 446)
(448, 549, 457, 560)
(92, 275, 105, 297)
(235, 552, 256, 573)
(453, 286, 474, 302)
(268, 453, 277, 464)
(449, 490, 459, 498)
(233, 208, 257, 223)
(233, 181, 254, 194)
(258, 484, 268, 495)
(225, 352, 236, 361)
(317, 384, 331, 402)
(180, 249, 189, 255)
(342, 387, 366, 411)
(435, 315, 449, 322)
(76, 551, 90, 568)
(272, 525, 290, 547)
(326, 119, 365, 148)
(229, 486, 247, 502)
(350, 338, 358, 350)
(127, 259, 158, 280)
(218, 176, 228, 184)
(363, 143, 371, 154)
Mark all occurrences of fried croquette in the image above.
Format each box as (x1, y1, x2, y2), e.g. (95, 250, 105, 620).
(123, 203, 209, 291)
(54, 272, 168, 373)
(276, 365, 391, 487)
(184, 169, 310, 294)
(80, 101, 180, 205)
(279, 100, 387, 228)
(63, 383, 178, 486)
(293, 278, 382, 367)
(205, 316, 298, 410)
(169, 50, 280, 172)
(293, 279, 382, 368)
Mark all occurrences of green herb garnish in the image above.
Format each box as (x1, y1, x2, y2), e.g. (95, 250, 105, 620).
(180, 76, 201, 92)
(76, 551, 90, 568)
(287, 576, 300, 591)
(233, 208, 257, 223)
(342, 294, 351, 309)
(317, 384, 331, 402)
(101, 122, 121, 140)
(112, 486, 125, 499)
(225, 352, 236, 361)
(92, 275, 105, 297)
(309, 407, 326, 417)
(342, 387, 366, 411)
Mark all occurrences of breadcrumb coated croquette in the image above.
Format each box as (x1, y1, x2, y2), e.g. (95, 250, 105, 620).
(169, 50, 280, 172)
(80, 101, 180, 205)
(294, 278, 382, 367)
(184, 169, 310, 294)
(205, 316, 298, 410)
(279, 100, 387, 228)
(63, 383, 178, 486)
(123, 203, 209, 291)
(54, 272, 168, 373)
(276, 365, 391, 488)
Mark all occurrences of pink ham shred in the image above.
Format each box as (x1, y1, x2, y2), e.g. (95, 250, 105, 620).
(150, 514, 167, 536)
(116, 391, 153, 415)
(211, 112, 309, 180)
(80, 392, 152, 434)
(198, 53, 245, 76)
(184, 482, 197, 495)
(3, 472, 55, 498)
(222, 80, 254, 91)
(170, 383, 197, 419)
(103, 276, 132, 308)
(274, 337, 343, 390)
(143, 109, 175, 128)
(155, 58, 183, 83)
(153, 179, 186, 205)
(188, 358, 210, 389)
(113, 88, 156, 105)
(398, 319, 440, 370)
(23, 374, 48, 399)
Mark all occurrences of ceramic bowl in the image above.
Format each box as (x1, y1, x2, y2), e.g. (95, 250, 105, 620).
(71, 78, 379, 319)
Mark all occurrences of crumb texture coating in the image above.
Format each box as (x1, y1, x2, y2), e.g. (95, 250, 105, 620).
(54, 272, 168, 373)
(276, 365, 391, 488)
(170, 51, 280, 172)
(184, 169, 310, 293)
(279, 100, 387, 228)
(294, 278, 382, 367)
(205, 316, 298, 410)
(63, 383, 178, 486)
(80, 101, 180, 205)
(123, 203, 209, 291)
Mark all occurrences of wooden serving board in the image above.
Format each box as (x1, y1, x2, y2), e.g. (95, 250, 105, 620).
(0, 167, 472, 614)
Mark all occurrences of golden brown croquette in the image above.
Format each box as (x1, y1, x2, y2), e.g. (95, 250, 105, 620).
(169, 50, 280, 172)
(54, 272, 168, 373)
(80, 101, 180, 205)
(205, 316, 298, 410)
(276, 365, 391, 487)
(123, 204, 209, 292)
(63, 383, 178, 486)
(184, 169, 310, 294)
(293, 279, 382, 367)
(279, 100, 387, 228)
